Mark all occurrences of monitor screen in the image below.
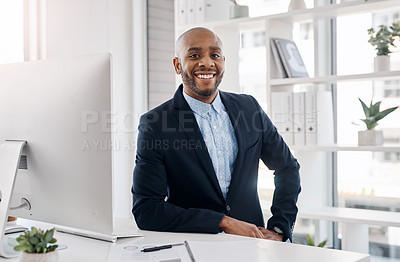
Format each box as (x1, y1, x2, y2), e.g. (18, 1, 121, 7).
(0, 53, 115, 234)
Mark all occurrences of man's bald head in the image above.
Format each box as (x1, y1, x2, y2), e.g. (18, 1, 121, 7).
(175, 27, 223, 58)
(172, 27, 225, 104)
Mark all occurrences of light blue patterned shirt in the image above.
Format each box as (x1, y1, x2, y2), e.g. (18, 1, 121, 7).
(183, 90, 238, 199)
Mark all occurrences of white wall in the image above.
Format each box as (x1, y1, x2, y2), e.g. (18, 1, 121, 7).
(44, 0, 147, 219)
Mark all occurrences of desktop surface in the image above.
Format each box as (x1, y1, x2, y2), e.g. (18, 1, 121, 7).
(1, 219, 370, 262)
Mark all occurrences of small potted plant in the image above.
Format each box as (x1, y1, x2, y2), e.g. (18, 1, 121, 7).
(358, 98, 398, 146)
(367, 20, 400, 72)
(296, 234, 328, 248)
(304, 234, 327, 248)
(14, 227, 59, 262)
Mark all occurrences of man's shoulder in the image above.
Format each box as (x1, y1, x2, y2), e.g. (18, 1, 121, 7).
(140, 98, 174, 124)
(220, 90, 259, 109)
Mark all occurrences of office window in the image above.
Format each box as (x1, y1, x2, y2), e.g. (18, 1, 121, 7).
(0, 0, 24, 64)
(239, 28, 267, 110)
(337, 10, 400, 260)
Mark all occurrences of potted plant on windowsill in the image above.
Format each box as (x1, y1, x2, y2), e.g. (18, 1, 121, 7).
(304, 234, 327, 248)
(357, 98, 398, 146)
(367, 20, 400, 72)
(14, 227, 59, 262)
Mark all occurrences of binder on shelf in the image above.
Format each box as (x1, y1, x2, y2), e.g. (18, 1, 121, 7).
(177, 0, 187, 26)
(271, 92, 294, 146)
(270, 38, 288, 79)
(274, 38, 309, 78)
(195, 0, 205, 24)
(316, 90, 334, 145)
(304, 90, 334, 145)
(305, 91, 317, 145)
(204, 0, 232, 23)
(187, 0, 196, 25)
(293, 92, 306, 146)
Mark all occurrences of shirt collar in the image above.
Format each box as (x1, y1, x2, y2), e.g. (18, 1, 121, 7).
(182, 89, 225, 118)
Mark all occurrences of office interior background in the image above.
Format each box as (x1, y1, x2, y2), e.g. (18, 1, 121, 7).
(1, 0, 399, 261)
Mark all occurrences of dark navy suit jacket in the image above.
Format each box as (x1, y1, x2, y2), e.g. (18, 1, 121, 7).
(132, 85, 301, 241)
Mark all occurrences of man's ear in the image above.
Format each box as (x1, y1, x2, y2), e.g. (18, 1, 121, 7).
(173, 57, 181, 75)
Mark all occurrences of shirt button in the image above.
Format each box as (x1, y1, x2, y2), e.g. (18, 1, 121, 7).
(219, 176, 223, 179)
(218, 150, 222, 154)
(226, 205, 231, 211)
(213, 125, 216, 129)
(202, 113, 206, 116)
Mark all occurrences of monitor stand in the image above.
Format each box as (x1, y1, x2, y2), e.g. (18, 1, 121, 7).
(0, 140, 26, 258)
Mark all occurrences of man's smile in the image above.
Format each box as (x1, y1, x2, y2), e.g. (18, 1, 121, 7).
(193, 70, 217, 81)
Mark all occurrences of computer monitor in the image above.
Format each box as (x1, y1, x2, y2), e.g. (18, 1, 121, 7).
(0, 53, 115, 240)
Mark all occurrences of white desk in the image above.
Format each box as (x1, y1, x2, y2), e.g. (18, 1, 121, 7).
(1, 220, 370, 262)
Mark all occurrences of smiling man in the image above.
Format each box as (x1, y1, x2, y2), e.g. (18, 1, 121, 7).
(131, 27, 301, 242)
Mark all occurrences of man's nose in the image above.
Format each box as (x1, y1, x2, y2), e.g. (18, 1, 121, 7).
(199, 56, 214, 67)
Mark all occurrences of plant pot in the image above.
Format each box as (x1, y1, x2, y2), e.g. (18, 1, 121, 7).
(19, 251, 58, 262)
(230, 5, 249, 19)
(358, 130, 383, 146)
(288, 0, 306, 11)
(374, 55, 390, 72)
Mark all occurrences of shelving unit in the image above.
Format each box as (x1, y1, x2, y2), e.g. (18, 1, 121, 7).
(270, 70, 400, 86)
(177, 0, 400, 31)
(175, 0, 400, 255)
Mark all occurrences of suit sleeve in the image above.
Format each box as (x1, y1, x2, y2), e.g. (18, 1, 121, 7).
(131, 115, 225, 233)
(251, 96, 301, 242)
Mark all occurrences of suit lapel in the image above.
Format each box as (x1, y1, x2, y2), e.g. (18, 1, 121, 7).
(173, 86, 224, 200)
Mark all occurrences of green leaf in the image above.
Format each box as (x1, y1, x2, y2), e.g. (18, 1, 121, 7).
(359, 98, 370, 118)
(43, 229, 55, 243)
(28, 237, 40, 245)
(48, 245, 58, 252)
(370, 101, 381, 116)
(306, 234, 315, 246)
(361, 118, 377, 130)
(16, 235, 26, 242)
(14, 244, 29, 252)
(49, 238, 57, 244)
(27, 246, 34, 253)
(30, 227, 38, 237)
(318, 240, 327, 247)
(374, 106, 398, 122)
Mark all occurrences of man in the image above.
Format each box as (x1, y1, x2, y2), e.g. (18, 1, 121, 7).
(132, 27, 301, 242)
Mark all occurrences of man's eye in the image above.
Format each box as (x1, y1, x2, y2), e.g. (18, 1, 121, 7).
(212, 54, 221, 58)
(189, 54, 200, 58)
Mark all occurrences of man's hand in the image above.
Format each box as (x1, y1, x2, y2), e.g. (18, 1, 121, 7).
(219, 216, 264, 238)
(258, 227, 283, 242)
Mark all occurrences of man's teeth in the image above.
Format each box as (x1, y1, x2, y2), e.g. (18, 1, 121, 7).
(197, 74, 214, 79)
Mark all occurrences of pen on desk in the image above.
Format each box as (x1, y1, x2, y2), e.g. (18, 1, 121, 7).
(184, 240, 195, 262)
(141, 243, 184, 252)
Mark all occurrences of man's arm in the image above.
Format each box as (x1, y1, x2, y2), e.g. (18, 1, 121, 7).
(218, 216, 264, 238)
(252, 97, 301, 242)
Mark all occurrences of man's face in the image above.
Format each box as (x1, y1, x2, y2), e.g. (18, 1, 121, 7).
(173, 29, 225, 102)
